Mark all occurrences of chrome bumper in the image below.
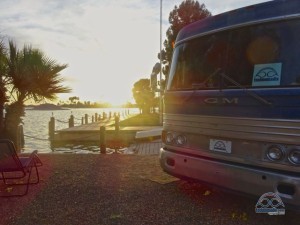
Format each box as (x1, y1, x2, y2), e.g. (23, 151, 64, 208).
(159, 148, 300, 207)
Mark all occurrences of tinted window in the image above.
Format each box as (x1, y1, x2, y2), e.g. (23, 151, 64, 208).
(167, 19, 300, 90)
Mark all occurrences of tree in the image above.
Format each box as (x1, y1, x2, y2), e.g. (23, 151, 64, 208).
(69, 96, 79, 104)
(132, 79, 156, 114)
(0, 38, 8, 137)
(159, 0, 211, 79)
(3, 41, 71, 145)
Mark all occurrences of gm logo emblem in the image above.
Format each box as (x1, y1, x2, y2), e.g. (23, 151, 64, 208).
(255, 192, 285, 215)
(252, 63, 281, 86)
(204, 98, 238, 105)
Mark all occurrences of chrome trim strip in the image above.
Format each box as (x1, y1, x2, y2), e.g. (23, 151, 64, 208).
(163, 113, 300, 145)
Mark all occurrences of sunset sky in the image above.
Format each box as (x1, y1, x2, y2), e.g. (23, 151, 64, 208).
(0, 0, 270, 105)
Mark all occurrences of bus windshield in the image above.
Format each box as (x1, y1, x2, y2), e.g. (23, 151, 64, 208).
(167, 18, 300, 91)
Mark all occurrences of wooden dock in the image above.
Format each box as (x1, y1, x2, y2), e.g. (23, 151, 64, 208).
(51, 114, 162, 148)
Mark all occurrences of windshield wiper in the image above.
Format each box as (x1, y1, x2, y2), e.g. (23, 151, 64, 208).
(181, 71, 219, 103)
(192, 68, 222, 89)
(183, 68, 272, 106)
(192, 68, 272, 106)
(217, 70, 272, 106)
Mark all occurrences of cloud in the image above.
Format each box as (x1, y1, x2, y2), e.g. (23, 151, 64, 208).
(0, 0, 270, 105)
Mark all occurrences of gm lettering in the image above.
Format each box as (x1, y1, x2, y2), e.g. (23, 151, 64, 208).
(204, 98, 239, 104)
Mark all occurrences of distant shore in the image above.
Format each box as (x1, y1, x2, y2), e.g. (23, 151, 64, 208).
(27, 103, 69, 110)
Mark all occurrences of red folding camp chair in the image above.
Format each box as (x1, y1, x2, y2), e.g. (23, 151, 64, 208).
(0, 139, 42, 197)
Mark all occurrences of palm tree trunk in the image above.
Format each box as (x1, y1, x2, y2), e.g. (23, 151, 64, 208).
(4, 100, 24, 148)
(0, 79, 6, 138)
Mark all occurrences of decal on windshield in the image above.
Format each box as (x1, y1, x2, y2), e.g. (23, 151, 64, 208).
(252, 63, 282, 86)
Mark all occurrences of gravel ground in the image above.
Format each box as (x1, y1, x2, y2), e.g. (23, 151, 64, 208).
(0, 154, 299, 225)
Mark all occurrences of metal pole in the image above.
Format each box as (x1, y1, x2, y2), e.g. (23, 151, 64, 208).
(159, 0, 163, 125)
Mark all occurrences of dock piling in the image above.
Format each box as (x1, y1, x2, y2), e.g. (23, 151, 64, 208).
(115, 115, 120, 134)
(69, 115, 74, 128)
(16, 124, 24, 152)
(48, 116, 55, 139)
(85, 114, 88, 124)
(100, 126, 106, 154)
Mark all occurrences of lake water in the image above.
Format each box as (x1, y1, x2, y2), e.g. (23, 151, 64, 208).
(22, 108, 139, 154)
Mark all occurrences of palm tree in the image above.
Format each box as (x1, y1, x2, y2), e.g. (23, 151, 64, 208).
(4, 41, 71, 146)
(0, 39, 8, 137)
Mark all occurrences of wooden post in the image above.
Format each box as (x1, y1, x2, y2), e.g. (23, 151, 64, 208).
(102, 112, 105, 119)
(92, 115, 94, 123)
(95, 113, 98, 122)
(81, 117, 84, 125)
(16, 124, 24, 152)
(48, 116, 55, 139)
(100, 126, 106, 154)
(115, 115, 120, 134)
(85, 114, 88, 124)
(20, 125, 24, 147)
(69, 115, 74, 127)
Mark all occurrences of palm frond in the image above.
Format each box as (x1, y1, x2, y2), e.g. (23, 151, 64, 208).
(7, 42, 71, 103)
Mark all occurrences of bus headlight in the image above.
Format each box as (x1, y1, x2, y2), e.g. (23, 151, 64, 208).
(175, 135, 187, 146)
(166, 132, 174, 144)
(267, 146, 284, 161)
(288, 150, 300, 165)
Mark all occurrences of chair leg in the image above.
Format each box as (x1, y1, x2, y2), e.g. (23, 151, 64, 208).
(22, 166, 33, 196)
(0, 167, 34, 197)
(1, 172, 9, 185)
(28, 165, 40, 184)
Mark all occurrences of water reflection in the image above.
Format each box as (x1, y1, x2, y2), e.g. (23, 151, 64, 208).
(22, 108, 138, 153)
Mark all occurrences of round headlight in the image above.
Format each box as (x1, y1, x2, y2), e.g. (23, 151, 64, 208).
(175, 135, 187, 146)
(267, 146, 284, 161)
(288, 150, 300, 165)
(166, 132, 174, 144)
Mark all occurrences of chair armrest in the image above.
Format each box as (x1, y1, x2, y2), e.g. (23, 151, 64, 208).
(21, 150, 42, 168)
(31, 150, 43, 167)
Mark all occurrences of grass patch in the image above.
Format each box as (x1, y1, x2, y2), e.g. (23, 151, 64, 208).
(120, 113, 160, 126)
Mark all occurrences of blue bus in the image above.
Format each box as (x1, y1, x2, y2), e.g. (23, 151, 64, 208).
(159, 0, 300, 209)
